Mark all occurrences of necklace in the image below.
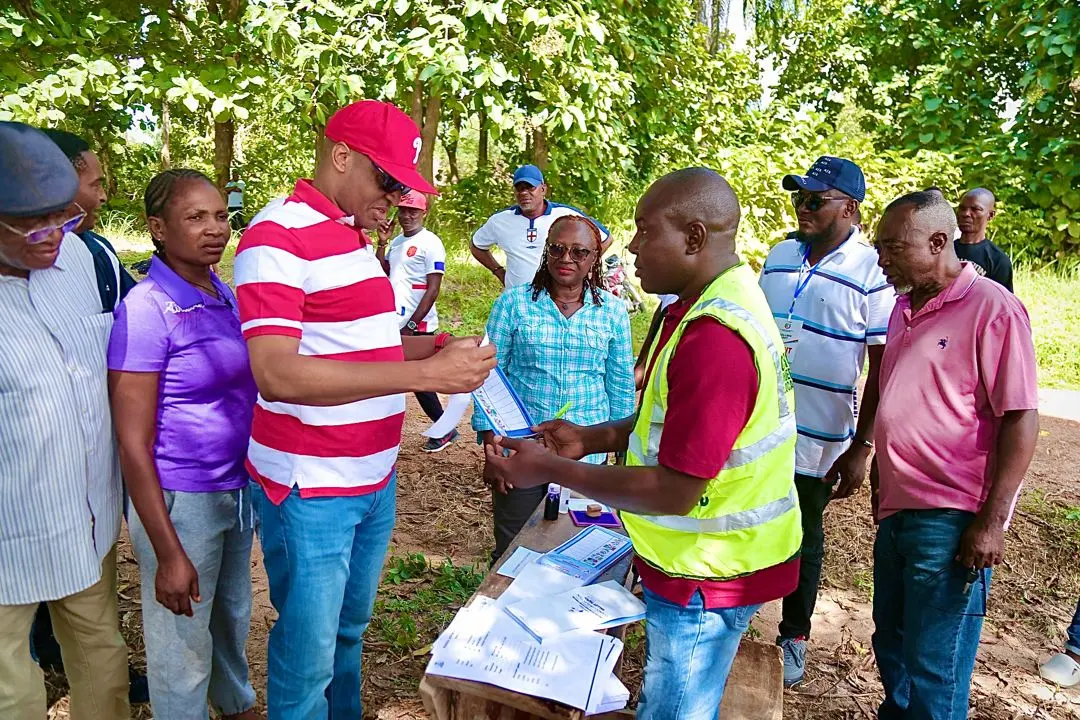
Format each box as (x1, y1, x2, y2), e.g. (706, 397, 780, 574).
(191, 279, 220, 300)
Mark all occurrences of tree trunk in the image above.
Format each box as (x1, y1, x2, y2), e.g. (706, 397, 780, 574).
(410, 72, 424, 128)
(161, 100, 172, 169)
(213, 120, 235, 192)
(478, 108, 489, 169)
(445, 108, 462, 184)
(418, 91, 440, 183)
(531, 127, 548, 170)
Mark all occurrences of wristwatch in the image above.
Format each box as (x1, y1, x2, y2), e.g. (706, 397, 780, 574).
(405, 320, 419, 332)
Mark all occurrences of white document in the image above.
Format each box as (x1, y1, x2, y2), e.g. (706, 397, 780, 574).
(427, 598, 623, 712)
(587, 673, 630, 715)
(496, 559, 586, 607)
(421, 392, 471, 438)
(496, 547, 542, 579)
(503, 580, 646, 642)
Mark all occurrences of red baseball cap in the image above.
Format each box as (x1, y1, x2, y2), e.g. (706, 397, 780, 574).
(324, 100, 439, 196)
(397, 192, 428, 211)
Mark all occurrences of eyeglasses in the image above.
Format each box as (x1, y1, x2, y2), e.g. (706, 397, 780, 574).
(791, 192, 847, 212)
(548, 244, 593, 263)
(0, 204, 86, 245)
(372, 162, 411, 197)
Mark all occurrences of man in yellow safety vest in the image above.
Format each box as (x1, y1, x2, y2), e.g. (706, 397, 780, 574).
(485, 167, 803, 718)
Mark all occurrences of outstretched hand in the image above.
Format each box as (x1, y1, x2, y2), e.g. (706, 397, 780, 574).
(532, 419, 588, 461)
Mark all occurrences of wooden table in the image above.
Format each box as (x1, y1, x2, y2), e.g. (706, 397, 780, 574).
(419, 502, 784, 720)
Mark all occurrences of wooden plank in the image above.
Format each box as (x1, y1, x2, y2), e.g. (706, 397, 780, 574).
(718, 640, 784, 720)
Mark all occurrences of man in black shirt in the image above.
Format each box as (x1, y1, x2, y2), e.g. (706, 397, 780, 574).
(955, 187, 1013, 291)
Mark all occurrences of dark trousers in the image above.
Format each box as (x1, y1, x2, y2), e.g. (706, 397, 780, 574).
(411, 331, 443, 422)
(490, 485, 547, 563)
(779, 473, 832, 639)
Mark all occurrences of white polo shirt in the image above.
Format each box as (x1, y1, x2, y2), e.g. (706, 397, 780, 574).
(387, 228, 446, 332)
(471, 202, 609, 289)
(759, 228, 896, 478)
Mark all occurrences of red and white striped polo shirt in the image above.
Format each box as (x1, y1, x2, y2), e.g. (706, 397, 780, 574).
(235, 179, 405, 505)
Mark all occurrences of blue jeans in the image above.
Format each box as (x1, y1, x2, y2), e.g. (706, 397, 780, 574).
(129, 488, 257, 720)
(1065, 597, 1080, 655)
(873, 509, 990, 720)
(636, 587, 762, 720)
(252, 476, 397, 720)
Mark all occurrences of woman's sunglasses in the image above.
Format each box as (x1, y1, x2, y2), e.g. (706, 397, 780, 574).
(791, 192, 846, 212)
(0, 205, 86, 245)
(548, 244, 593, 263)
(372, 162, 411, 197)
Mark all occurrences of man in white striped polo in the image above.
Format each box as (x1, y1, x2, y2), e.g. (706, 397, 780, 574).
(759, 156, 896, 686)
(235, 100, 495, 718)
(0, 122, 130, 718)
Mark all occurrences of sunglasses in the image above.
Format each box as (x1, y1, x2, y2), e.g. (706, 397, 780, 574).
(791, 192, 847, 212)
(548, 244, 593, 263)
(0, 205, 86, 245)
(372, 162, 411, 197)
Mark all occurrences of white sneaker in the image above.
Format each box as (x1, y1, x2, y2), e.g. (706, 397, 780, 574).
(1040, 653, 1080, 687)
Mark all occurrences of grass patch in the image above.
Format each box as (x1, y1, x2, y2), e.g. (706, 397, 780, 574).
(1015, 267, 1080, 389)
(372, 553, 484, 653)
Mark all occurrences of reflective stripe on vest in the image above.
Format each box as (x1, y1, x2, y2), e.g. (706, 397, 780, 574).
(629, 294, 795, 470)
(632, 486, 798, 533)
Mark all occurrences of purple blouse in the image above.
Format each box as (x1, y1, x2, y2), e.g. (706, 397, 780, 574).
(107, 256, 256, 492)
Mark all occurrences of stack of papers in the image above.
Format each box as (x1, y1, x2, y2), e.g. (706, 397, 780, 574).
(426, 597, 623, 713)
(427, 526, 641, 713)
(503, 580, 646, 642)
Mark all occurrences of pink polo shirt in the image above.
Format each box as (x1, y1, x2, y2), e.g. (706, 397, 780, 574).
(875, 263, 1038, 521)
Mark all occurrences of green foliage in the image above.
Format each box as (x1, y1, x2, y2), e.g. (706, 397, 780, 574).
(372, 553, 484, 652)
(1014, 265, 1080, 388)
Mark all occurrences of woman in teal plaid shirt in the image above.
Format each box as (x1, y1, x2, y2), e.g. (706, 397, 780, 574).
(474, 215, 636, 561)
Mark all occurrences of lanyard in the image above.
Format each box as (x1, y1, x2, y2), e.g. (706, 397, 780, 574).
(787, 237, 849, 317)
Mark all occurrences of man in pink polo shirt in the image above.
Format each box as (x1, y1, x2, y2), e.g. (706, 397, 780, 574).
(235, 100, 495, 718)
(871, 190, 1039, 719)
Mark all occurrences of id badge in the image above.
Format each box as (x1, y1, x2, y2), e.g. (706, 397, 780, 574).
(779, 318, 803, 361)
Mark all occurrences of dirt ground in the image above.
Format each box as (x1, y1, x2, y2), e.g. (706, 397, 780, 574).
(43, 403, 1080, 719)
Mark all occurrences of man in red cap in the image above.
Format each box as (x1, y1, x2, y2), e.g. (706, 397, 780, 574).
(234, 100, 495, 718)
(373, 192, 458, 452)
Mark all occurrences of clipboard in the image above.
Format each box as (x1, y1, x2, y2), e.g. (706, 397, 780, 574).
(472, 365, 539, 438)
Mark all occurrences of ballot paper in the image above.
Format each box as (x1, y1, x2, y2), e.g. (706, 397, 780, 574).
(471, 335, 538, 438)
(495, 559, 586, 607)
(587, 673, 630, 716)
(539, 526, 633, 583)
(421, 392, 471, 438)
(427, 597, 623, 713)
(503, 580, 646, 642)
(495, 547, 543, 579)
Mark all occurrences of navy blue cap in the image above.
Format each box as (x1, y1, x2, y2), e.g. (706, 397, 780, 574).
(0, 122, 78, 218)
(512, 164, 545, 187)
(782, 156, 865, 203)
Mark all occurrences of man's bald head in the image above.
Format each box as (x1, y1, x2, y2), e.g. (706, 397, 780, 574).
(642, 167, 741, 254)
(876, 191, 960, 293)
(630, 168, 742, 296)
(962, 187, 995, 209)
(957, 187, 997, 240)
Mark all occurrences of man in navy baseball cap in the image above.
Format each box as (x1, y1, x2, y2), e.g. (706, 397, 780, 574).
(783, 155, 866, 203)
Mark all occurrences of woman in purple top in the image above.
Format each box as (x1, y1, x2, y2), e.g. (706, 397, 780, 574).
(107, 170, 260, 720)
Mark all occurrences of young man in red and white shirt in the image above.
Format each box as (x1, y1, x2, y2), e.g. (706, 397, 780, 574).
(374, 192, 457, 452)
(234, 100, 495, 719)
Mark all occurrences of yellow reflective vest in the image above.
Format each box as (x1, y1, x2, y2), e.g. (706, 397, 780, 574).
(622, 262, 802, 580)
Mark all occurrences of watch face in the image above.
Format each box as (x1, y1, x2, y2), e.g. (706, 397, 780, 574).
(406, 321, 418, 330)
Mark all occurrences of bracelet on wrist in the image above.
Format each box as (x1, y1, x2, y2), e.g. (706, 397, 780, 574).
(857, 438, 873, 449)
(434, 332, 453, 352)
